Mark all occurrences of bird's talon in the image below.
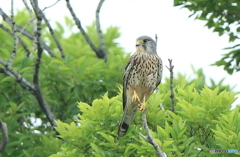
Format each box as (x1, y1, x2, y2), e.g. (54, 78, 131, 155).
(132, 90, 140, 102)
(138, 102, 145, 111)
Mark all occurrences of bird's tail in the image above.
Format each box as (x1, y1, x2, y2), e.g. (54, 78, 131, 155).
(118, 102, 138, 137)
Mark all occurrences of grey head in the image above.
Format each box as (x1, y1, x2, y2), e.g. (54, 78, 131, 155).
(136, 36, 157, 54)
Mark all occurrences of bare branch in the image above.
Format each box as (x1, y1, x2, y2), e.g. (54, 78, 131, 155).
(0, 59, 36, 91)
(42, 0, 61, 11)
(30, 0, 57, 128)
(159, 103, 164, 110)
(33, 89, 57, 128)
(165, 59, 175, 112)
(159, 104, 170, 118)
(21, 0, 38, 52)
(96, 0, 107, 59)
(27, 0, 65, 58)
(0, 24, 31, 56)
(138, 132, 149, 142)
(30, 0, 43, 86)
(41, 12, 65, 59)
(22, 0, 35, 32)
(139, 108, 167, 157)
(0, 59, 57, 128)
(0, 1, 59, 133)
(8, 0, 19, 64)
(22, 0, 62, 56)
(0, 8, 55, 58)
(0, 120, 8, 152)
(66, 0, 107, 59)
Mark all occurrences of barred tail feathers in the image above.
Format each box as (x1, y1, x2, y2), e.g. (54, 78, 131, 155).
(118, 102, 138, 137)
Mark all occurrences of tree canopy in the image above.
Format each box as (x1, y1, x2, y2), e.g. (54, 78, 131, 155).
(174, 0, 240, 74)
(0, 1, 239, 156)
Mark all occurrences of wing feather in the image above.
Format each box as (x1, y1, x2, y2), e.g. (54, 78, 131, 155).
(156, 56, 163, 89)
(122, 56, 135, 110)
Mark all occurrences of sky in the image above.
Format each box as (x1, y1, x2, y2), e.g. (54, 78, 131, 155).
(1, 0, 240, 106)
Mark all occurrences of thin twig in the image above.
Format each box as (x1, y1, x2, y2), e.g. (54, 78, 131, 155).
(139, 108, 167, 157)
(165, 59, 175, 112)
(0, 59, 57, 129)
(96, 0, 107, 59)
(17, 13, 37, 51)
(0, 59, 35, 91)
(42, 0, 61, 11)
(8, 0, 19, 65)
(138, 132, 149, 142)
(30, 0, 58, 128)
(0, 8, 55, 58)
(0, 1, 58, 132)
(66, 0, 107, 59)
(30, 0, 43, 86)
(41, 12, 65, 59)
(21, 0, 37, 50)
(159, 104, 170, 118)
(0, 24, 31, 56)
(28, 0, 65, 58)
(22, 0, 35, 33)
(0, 120, 8, 152)
(22, 0, 63, 58)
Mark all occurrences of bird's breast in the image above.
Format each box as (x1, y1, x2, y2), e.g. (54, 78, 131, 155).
(128, 53, 159, 88)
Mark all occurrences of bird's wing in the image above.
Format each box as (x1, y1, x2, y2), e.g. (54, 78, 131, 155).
(156, 56, 163, 89)
(122, 55, 135, 110)
(119, 55, 137, 137)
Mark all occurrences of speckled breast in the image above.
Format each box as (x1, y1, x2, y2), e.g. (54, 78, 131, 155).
(129, 53, 160, 88)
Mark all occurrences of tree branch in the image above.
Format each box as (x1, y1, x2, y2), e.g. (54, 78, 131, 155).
(36, 0, 64, 58)
(0, 8, 55, 58)
(96, 0, 107, 59)
(66, 0, 107, 59)
(42, 0, 61, 11)
(0, 24, 31, 57)
(30, 0, 43, 86)
(8, 0, 19, 65)
(165, 59, 175, 112)
(159, 104, 170, 118)
(22, 0, 34, 19)
(139, 108, 167, 157)
(41, 11, 65, 59)
(0, 120, 8, 152)
(0, 59, 36, 91)
(22, 0, 35, 33)
(0, 59, 57, 129)
(23, 0, 64, 58)
(30, 0, 57, 128)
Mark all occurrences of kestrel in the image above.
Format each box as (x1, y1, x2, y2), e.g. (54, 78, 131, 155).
(118, 36, 163, 137)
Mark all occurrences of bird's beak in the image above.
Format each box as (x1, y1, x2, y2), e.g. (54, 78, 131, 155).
(136, 40, 144, 47)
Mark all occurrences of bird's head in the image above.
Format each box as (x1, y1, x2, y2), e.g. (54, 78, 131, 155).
(136, 36, 156, 54)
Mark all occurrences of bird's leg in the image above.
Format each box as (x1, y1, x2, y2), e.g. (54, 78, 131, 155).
(132, 90, 141, 103)
(138, 95, 145, 111)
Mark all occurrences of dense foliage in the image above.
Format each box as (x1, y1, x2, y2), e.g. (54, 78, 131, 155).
(174, 0, 240, 74)
(51, 79, 240, 156)
(0, 9, 239, 157)
(0, 9, 128, 156)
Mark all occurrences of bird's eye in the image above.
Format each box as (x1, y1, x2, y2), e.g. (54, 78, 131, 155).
(143, 39, 148, 43)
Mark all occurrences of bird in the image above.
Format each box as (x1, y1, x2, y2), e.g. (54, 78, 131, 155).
(118, 35, 163, 137)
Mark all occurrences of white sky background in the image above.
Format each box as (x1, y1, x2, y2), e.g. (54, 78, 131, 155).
(1, 0, 240, 106)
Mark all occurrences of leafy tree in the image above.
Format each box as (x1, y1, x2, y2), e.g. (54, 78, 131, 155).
(0, 1, 239, 156)
(50, 78, 240, 156)
(0, 6, 128, 157)
(174, 0, 240, 74)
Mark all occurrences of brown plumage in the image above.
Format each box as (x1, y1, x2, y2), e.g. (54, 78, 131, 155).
(118, 36, 163, 137)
